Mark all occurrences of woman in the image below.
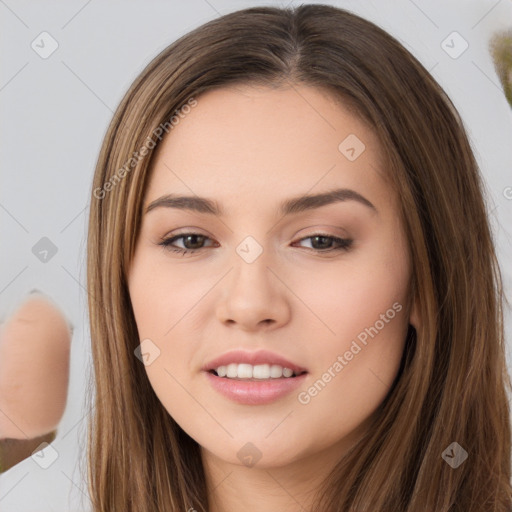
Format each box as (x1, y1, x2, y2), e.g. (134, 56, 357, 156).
(86, 4, 512, 511)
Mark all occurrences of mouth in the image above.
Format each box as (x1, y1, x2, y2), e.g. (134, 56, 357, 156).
(204, 368, 308, 405)
(202, 349, 308, 379)
(202, 350, 308, 405)
(208, 363, 307, 381)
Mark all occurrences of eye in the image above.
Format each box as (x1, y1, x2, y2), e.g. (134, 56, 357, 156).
(293, 234, 353, 253)
(158, 232, 352, 256)
(158, 232, 217, 255)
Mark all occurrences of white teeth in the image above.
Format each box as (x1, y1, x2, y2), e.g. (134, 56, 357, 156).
(270, 364, 283, 378)
(252, 364, 270, 379)
(282, 367, 294, 378)
(226, 363, 238, 378)
(213, 363, 298, 379)
(237, 363, 253, 379)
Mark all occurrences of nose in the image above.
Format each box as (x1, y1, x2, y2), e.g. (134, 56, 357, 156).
(215, 249, 291, 332)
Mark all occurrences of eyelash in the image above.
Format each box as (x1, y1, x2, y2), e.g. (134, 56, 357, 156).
(158, 232, 353, 256)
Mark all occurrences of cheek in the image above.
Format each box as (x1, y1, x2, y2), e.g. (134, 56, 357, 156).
(289, 236, 410, 411)
(128, 261, 192, 425)
(293, 244, 410, 355)
(128, 251, 206, 340)
(128, 253, 209, 412)
(288, 269, 409, 455)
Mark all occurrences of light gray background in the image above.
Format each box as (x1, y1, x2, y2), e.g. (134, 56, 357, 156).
(1, 1, 511, 510)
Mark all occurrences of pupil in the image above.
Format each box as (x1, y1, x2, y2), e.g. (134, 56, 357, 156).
(313, 236, 331, 249)
(185, 234, 204, 249)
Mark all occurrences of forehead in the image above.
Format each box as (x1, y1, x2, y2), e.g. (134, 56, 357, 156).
(145, 84, 390, 213)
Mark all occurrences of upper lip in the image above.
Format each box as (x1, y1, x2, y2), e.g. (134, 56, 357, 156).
(202, 349, 308, 374)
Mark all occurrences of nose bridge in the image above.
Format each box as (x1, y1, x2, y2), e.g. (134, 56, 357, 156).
(229, 234, 275, 299)
(216, 234, 290, 329)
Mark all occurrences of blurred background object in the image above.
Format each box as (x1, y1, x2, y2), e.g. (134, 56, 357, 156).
(0, 292, 72, 473)
(490, 28, 512, 106)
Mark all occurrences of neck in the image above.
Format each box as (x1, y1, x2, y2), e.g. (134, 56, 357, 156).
(201, 433, 363, 512)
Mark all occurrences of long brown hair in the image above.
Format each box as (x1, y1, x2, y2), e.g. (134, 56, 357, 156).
(86, 4, 512, 510)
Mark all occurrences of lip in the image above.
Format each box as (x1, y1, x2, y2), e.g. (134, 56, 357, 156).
(202, 349, 307, 374)
(204, 371, 308, 405)
(202, 349, 308, 405)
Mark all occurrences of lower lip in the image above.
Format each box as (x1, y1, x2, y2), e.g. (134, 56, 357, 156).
(204, 371, 308, 405)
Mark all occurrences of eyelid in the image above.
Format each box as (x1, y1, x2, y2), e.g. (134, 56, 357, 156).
(293, 223, 350, 239)
(163, 223, 349, 240)
(159, 231, 217, 248)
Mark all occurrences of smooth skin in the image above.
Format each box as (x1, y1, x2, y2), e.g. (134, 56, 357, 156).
(128, 84, 420, 512)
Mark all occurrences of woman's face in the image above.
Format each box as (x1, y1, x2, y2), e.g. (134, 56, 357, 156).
(128, 84, 419, 469)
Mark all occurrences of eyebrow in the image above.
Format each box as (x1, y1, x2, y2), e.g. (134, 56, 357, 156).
(144, 187, 377, 217)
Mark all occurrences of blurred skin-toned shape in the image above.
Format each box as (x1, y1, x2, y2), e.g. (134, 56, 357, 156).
(0, 293, 71, 472)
